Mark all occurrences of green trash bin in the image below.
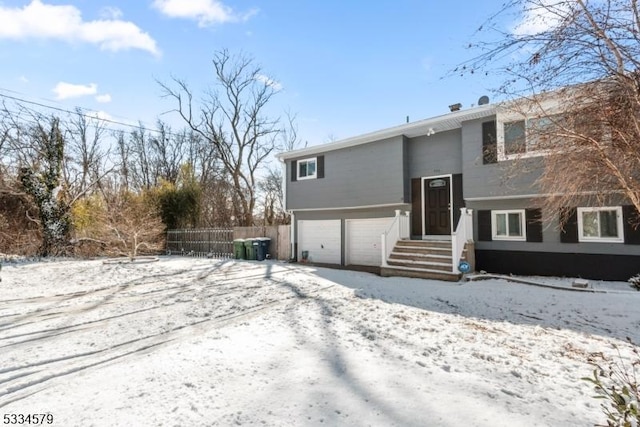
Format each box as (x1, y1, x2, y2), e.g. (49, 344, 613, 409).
(254, 238, 271, 261)
(244, 238, 256, 260)
(233, 239, 246, 260)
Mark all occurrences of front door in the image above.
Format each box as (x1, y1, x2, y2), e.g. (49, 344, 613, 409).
(425, 177, 451, 235)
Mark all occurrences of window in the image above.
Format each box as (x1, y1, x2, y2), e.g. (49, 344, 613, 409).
(291, 155, 324, 182)
(503, 120, 526, 156)
(577, 207, 623, 243)
(492, 210, 526, 241)
(297, 157, 317, 180)
(499, 115, 563, 160)
(528, 116, 557, 149)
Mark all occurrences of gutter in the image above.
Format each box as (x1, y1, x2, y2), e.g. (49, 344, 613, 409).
(275, 104, 496, 161)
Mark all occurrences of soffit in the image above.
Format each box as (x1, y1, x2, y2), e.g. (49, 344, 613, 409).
(277, 104, 497, 161)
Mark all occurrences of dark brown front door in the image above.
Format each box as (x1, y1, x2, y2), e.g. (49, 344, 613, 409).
(425, 177, 451, 235)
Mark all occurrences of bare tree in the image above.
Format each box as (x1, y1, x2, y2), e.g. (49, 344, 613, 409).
(462, 0, 640, 218)
(114, 130, 130, 191)
(65, 109, 108, 194)
(64, 109, 115, 207)
(148, 120, 188, 185)
(102, 191, 164, 260)
(120, 121, 188, 191)
(128, 123, 156, 190)
(258, 167, 287, 225)
(257, 110, 303, 225)
(280, 110, 306, 152)
(159, 49, 282, 226)
(0, 104, 117, 255)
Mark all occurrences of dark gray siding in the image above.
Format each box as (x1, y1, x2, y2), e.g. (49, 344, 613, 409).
(467, 199, 640, 257)
(464, 116, 639, 278)
(407, 129, 462, 178)
(294, 205, 408, 222)
(286, 136, 406, 210)
(461, 118, 542, 199)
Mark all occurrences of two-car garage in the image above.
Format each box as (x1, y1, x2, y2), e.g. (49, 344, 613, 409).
(297, 217, 392, 267)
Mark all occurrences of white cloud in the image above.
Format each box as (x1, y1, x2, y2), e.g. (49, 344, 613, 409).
(100, 6, 123, 20)
(152, 0, 257, 27)
(19, 76, 29, 83)
(0, 0, 160, 56)
(95, 94, 112, 103)
(511, 2, 572, 36)
(255, 74, 283, 91)
(53, 82, 98, 100)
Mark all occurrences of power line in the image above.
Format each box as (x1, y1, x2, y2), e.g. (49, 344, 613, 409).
(0, 89, 187, 137)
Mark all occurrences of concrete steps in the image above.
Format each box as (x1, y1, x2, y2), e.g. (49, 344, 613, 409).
(381, 239, 467, 282)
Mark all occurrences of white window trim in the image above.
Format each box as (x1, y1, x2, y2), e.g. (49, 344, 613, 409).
(297, 157, 317, 180)
(577, 206, 624, 243)
(497, 116, 552, 161)
(491, 209, 526, 241)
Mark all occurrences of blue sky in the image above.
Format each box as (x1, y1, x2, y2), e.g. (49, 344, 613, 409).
(0, 0, 522, 147)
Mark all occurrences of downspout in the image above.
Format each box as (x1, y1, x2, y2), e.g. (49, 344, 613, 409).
(290, 211, 295, 261)
(278, 156, 295, 260)
(280, 157, 287, 216)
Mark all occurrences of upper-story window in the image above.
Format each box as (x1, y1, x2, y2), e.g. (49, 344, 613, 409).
(503, 120, 526, 156)
(501, 116, 560, 159)
(291, 155, 324, 182)
(297, 157, 317, 180)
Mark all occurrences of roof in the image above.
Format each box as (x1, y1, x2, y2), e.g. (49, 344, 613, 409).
(276, 103, 497, 161)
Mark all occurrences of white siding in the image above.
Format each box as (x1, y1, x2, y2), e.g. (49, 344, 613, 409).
(346, 218, 393, 266)
(298, 220, 341, 264)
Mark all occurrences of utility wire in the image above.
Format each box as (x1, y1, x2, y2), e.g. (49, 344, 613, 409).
(0, 88, 186, 137)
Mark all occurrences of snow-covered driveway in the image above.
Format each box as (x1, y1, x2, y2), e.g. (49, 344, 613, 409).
(0, 257, 638, 426)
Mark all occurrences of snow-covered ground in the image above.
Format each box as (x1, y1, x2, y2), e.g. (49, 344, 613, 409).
(1, 257, 638, 426)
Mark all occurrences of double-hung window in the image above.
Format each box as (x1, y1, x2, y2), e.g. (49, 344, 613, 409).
(297, 157, 317, 180)
(577, 206, 623, 243)
(503, 120, 526, 156)
(492, 209, 526, 241)
(500, 115, 562, 159)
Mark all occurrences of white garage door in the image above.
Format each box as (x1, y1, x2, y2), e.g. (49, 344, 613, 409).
(298, 220, 341, 264)
(346, 218, 393, 266)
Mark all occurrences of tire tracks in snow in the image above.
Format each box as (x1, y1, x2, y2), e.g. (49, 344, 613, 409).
(0, 264, 335, 408)
(0, 266, 290, 332)
(0, 280, 279, 348)
(0, 267, 290, 344)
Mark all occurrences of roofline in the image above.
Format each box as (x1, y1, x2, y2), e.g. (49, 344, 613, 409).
(276, 103, 497, 160)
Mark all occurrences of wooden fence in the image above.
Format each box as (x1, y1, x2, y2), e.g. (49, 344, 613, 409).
(166, 225, 290, 260)
(233, 225, 291, 261)
(166, 228, 234, 258)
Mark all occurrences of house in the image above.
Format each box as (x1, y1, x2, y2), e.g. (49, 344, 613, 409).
(276, 99, 640, 281)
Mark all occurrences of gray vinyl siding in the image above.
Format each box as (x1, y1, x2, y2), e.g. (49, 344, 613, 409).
(294, 205, 408, 222)
(286, 136, 406, 210)
(407, 129, 462, 178)
(467, 199, 640, 257)
(402, 136, 411, 202)
(461, 118, 542, 199)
